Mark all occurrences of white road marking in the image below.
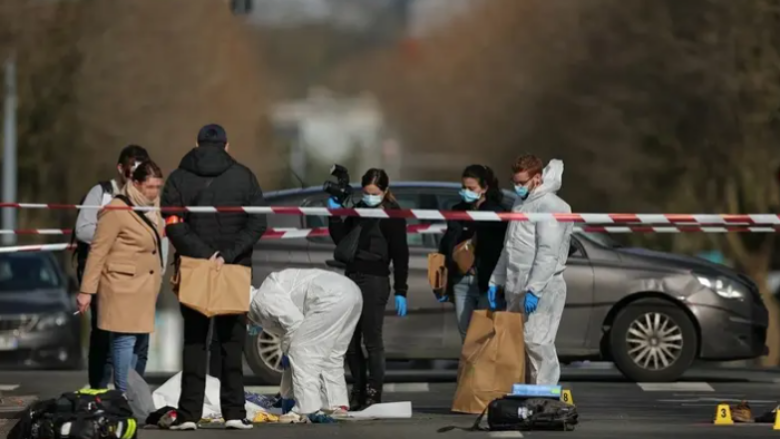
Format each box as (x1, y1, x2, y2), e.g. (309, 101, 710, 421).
(382, 383, 430, 393)
(637, 382, 714, 392)
(245, 383, 432, 395)
(489, 432, 523, 438)
(0, 384, 19, 391)
(659, 398, 777, 404)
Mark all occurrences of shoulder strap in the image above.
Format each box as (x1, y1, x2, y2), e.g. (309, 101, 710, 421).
(115, 195, 164, 267)
(436, 405, 490, 433)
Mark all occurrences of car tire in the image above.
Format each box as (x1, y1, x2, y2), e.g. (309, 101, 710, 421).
(610, 299, 697, 382)
(244, 328, 283, 384)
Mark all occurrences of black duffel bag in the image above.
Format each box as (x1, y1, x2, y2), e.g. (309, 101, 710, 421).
(440, 396, 579, 433)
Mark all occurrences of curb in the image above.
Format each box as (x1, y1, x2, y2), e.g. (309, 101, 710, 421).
(0, 395, 38, 419)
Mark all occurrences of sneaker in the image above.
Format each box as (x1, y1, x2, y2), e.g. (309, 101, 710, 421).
(733, 401, 754, 423)
(322, 406, 349, 419)
(169, 419, 198, 431)
(225, 419, 253, 430)
(365, 387, 382, 408)
(279, 412, 309, 424)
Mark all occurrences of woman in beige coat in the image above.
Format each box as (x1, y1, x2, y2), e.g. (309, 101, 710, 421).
(76, 159, 165, 394)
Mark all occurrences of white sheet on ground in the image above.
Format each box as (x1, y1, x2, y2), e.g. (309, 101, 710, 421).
(347, 402, 413, 420)
(151, 371, 267, 419)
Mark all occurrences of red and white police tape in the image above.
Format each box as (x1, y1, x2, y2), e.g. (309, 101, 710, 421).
(4, 224, 780, 238)
(3, 224, 780, 254)
(3, 202, 780, 225)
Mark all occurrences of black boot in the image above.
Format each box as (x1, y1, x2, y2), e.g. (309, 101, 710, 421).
(365, 385, 382, 408)
(349, 385, 366, 411)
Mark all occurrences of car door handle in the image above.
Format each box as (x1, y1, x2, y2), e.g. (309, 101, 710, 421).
(326, 259, 346, 269)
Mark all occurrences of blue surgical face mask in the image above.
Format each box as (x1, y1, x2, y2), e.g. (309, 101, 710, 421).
(362, 194, 383, 207)
(459, 189, 481, 203)
(514, 184, 529, 199)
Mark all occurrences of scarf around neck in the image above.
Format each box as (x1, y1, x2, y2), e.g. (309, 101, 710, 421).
(123, 183, 163, 233)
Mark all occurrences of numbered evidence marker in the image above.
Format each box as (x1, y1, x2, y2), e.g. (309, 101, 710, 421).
(560, 389, 574, 406)
(773, 406, 780, 430)
(714, 403, 734, 425)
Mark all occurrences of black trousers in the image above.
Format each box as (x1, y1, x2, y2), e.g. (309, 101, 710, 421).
(79, 265, 112, 389)
(178, 304, 247, 422)
(346, 272, 391, 391)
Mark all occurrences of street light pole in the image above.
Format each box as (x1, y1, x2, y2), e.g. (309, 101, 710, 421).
(2, 56, 17, 245)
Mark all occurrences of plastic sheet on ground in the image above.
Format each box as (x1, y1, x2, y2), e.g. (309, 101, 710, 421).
(151, 372, 268, 420)
(346, 402, 413, 420)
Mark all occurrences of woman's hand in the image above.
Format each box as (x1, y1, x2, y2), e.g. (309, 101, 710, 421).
(76, 293, 92, 314)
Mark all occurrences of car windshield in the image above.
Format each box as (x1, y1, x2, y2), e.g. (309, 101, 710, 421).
(0, 254, 61, 292)
(577, 232, 623, 248)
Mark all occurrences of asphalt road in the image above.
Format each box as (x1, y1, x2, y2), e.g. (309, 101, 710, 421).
(4, 367, 780, 438)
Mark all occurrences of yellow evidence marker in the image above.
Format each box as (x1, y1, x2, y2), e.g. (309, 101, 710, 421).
(773, 406, 780, 430)
(560, 389, 574, 405)
(714, 403, 734, 425)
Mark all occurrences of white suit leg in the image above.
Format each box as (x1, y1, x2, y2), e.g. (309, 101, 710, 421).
(320, 284, 362, 410)
(524, 276, 566, 385)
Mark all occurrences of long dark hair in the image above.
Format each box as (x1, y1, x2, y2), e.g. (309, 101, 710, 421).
(462, 164, 503, 204)
(361, 168, 397, 206)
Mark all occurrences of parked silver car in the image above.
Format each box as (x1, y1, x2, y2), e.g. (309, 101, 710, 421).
(245, 182, 768, 383)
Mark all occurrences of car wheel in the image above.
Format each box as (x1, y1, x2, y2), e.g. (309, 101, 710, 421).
(244, 327, 283, 384)
(610, 299, 697, 382)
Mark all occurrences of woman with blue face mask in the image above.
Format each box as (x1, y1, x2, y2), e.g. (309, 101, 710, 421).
(437, 165, 509, 341)
(328, 168, 409, 411)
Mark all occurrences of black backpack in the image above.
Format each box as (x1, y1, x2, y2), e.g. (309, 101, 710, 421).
(72, 181, 113, 276)
(9, 389, 137, 439)
(439, 397, 579, 433)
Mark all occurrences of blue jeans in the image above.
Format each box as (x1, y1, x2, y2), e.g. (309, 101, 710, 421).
(453, 275, 488, 341)
(110, 333, 150, 393)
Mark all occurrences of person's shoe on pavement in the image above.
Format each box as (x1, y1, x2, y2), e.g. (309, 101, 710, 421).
(365, 386, 382, 408)
(225, 419, 254, 430)
(279, 411, 309, 424)
(169, 419, 198, 431)
(349, 386, 366, 412)
(733, 401, 754, 423)
(322, 406, 350, 419)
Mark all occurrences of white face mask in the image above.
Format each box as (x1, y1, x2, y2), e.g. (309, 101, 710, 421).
(362, 194, 383, 207)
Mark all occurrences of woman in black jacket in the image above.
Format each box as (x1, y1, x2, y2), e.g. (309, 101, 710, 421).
(438, 164, 508, 341)
(328, 168, 410, 411)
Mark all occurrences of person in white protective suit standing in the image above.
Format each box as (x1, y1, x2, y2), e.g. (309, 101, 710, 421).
(488, 155, 573, 385)
(249, 268, 363, 422)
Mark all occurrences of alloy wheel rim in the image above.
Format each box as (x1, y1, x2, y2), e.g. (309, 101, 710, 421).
(626, 312, 683, 371)
(256, 330, 283, 372)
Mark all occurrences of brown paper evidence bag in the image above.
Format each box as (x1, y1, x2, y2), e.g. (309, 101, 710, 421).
(172, 256, 251, 318)
(451, 310, 526, 414)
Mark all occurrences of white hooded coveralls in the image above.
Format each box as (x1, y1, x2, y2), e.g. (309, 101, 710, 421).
(249, 269, 362, 414)
(489, 159, 573, 385)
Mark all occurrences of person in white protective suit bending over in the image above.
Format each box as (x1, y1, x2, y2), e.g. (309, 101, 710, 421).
(488, 155, 573, 385)
(249, 268, 363, 422)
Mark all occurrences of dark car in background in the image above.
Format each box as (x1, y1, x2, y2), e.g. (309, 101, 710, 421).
(245, 182, 768, 383)
(0, 252, 82, 369)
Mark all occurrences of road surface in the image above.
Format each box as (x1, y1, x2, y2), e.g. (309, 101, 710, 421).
(3, 367, 780, 438)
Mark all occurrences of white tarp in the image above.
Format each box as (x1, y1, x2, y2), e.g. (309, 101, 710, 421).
(151, 372, 267, 419)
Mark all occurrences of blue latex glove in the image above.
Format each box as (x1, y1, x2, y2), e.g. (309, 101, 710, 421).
(524, 291, 539, 314)
(327, 197, 342, 209)
(281, 398, 295, 414)
(281, 354, 290, 370)
(487, 285, 498, 310)
(437, 295, 449, 303)
(395, 295, 407, 317)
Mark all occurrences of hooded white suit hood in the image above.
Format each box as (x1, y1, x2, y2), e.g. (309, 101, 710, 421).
(489, 159, 573, 385)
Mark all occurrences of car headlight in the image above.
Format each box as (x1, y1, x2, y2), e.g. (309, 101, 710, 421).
(34, 312, 69, 331)
(696, 276, 744, 299)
